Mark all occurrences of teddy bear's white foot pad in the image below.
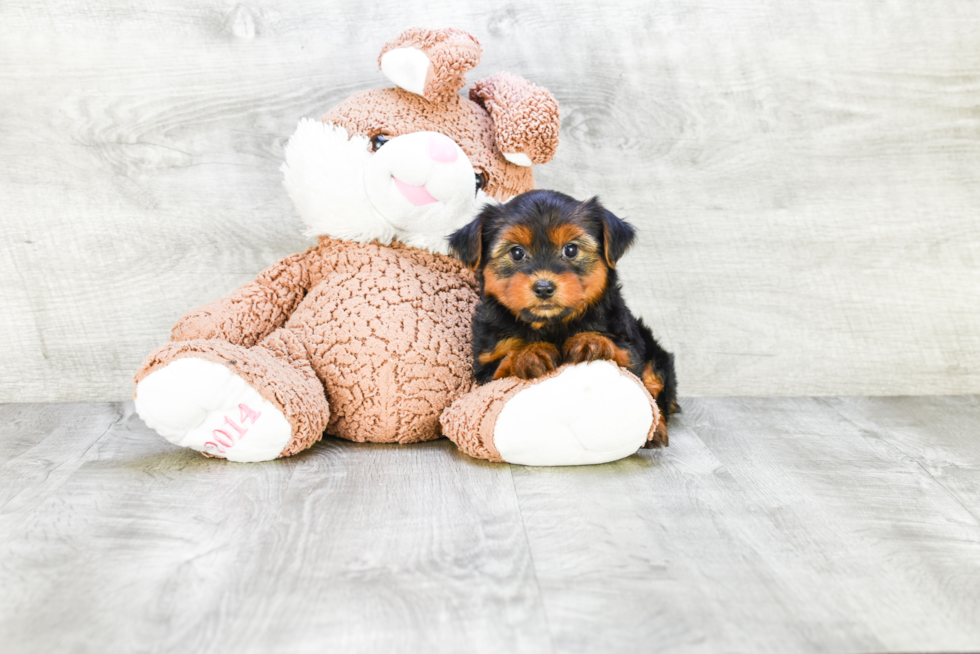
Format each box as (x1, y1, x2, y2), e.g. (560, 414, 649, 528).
(134, 358, 292, 462)
(494, 361, 654, 466)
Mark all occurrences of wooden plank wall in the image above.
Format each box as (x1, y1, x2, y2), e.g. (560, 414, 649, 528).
(1, 0, 978, 402)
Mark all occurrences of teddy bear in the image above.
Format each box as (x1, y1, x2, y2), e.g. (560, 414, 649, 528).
(134, 27, 661, 465)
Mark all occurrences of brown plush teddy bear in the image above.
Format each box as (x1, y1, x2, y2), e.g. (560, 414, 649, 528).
(134, 27, 660, 465)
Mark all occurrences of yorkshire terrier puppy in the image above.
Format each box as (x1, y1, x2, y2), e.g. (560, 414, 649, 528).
(449, 189, 677, 445)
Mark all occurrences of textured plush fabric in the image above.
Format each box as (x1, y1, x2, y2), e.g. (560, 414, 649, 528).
(138, 238, 480, 446)
(439, 376, 518, 462)
(470, 73, 561, 166)
(135, 329, 330, 457)
(441, 363, 662, 463)
(171, 252, 313, 348)
(321, 88, 537, 202)
(379, 27, 482, 104)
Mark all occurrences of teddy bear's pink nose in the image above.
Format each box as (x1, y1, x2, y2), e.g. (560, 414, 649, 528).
(427, 133, 459, 164)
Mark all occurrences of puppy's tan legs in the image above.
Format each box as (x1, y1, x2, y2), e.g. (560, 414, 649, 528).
(506, 342, 562, 380)
(641, 362, 669, 447)
(562, 332, 632, 367)
(481, 338, 561, 381)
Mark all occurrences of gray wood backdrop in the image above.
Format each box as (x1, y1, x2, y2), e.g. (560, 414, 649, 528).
(1, 0, 978, 403)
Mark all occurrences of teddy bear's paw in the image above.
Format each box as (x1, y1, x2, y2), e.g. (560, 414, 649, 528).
(493, 361, 655, 466)
(134, 358, 292, 462)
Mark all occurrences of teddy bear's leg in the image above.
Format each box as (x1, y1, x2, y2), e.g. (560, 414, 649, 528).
(441, 361, 662, 466)
(134, 328, 329, 462)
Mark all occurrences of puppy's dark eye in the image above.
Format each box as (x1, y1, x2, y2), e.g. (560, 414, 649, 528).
(474, 172, 487, 194)
(562, 243, 579, 259)
(509, 246, 526, 262)
(370, 134, 390, 152)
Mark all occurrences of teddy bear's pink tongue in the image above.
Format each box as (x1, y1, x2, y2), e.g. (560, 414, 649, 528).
(392, 176, 438, 206)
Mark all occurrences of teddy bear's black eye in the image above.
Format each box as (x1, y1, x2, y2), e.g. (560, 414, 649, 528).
(370, 134, 390, 152)
(562, 243, 579, 259)
(474, 172, 487, 193)
(509, 246, 526, 262)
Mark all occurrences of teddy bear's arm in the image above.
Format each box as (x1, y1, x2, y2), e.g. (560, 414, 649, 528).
(171, 249, 317, 347)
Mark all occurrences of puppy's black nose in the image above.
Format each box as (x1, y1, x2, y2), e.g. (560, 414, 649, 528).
(533, 280, 556, 299)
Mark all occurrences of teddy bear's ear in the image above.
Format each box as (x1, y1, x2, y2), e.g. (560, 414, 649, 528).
(470, 72, 560, 167)
(378, 27, 482, 104)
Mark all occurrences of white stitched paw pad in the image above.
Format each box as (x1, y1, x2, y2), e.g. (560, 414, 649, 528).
(134, 358, 292, 462)
(493, 361, 654, 466)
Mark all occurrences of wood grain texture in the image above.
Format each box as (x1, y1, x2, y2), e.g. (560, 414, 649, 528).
(0, 402, 551, 654)
(1, 0, 979, 401)
(511, 395, 980, 653)
(3, 397, 980, 653)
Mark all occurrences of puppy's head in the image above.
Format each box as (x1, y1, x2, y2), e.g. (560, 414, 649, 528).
(450, 190, 636, 325)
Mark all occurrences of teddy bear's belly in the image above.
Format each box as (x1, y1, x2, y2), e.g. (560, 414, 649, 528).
(283, 260, 478, 444)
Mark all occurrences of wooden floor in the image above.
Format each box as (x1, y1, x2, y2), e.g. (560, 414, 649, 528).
(2, 396, 979, 654)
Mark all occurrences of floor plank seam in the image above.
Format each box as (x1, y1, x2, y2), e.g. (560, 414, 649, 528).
(507, 465, 558, 654)
(909, 458, 980, 526)
(818, 397, 980, 526)
(0, 403, 125, 512)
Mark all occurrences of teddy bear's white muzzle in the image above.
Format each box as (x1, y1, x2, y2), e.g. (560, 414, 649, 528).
(364, 130, 479, 235)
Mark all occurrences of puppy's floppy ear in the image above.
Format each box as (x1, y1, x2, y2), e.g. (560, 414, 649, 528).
(449, 203, 500, 269)
(585, 197, 636, 269)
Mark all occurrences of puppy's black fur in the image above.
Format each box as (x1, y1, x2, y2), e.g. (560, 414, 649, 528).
(449, 189, 678, 445)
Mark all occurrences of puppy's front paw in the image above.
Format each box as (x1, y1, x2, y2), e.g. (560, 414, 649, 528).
(562, 332, 632, 367)
(495, 342, 561, 380)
